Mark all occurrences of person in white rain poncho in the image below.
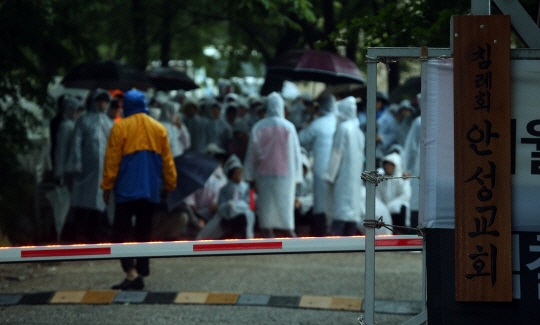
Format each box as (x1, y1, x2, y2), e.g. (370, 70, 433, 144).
(158, 101, 191, 157)
(299, 94, 336, 236)
(69, 88, 114, 243)
(244, 92, 302, 238)
(195, 155, 255, 240)
(182, 100, 208, 153)
(49, 95, 83, 241)
(324, 96, 365, 236)
(206, 100, 232, 150)
(295, 150, 314, 226)
(401, 116, 421, 230)
(376, 152, 412, 233)
(54, 95, 83, 187)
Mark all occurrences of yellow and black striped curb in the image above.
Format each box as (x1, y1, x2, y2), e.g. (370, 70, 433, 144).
(0, 291, 422, 314)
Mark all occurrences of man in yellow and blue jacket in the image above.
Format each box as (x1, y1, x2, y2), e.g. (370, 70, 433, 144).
(101, 89, 177, 290)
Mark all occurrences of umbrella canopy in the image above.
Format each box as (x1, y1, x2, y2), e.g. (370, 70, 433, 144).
(266, 49, 365, 85)
(146, 66, 199, 91)
(61, 60, 152, 91)
(317, 83, 366, 101)
(167, 151, 220, 210)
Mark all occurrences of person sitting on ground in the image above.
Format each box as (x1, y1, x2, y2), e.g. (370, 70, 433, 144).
(376, 152, 412, 234)
(195, 155, 255, 240)
(184, 144, 228, 227)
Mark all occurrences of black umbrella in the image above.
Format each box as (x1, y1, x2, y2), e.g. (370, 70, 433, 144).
(146, 66, 199, 91)
(389, 76, 421, 104)
(167, 151, 220, 210)
(61, 60, 152, 91)
(265, 49, 365, 85)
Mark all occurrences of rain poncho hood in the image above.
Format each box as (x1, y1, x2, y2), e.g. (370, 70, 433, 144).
(381, 152, 403, 176)
(336, 96, 358, 124)
(223, 93, 239, 103)
(158, 101, 177, 123)
(87, 88, 110, 112)
(224, 154, 243, 176)
(122, 90, 149, 117)
(317, 94, 336, 115)
(62, 95, 82, 119)
(398, 99, 416, 114)
(266, 92, 285, 118)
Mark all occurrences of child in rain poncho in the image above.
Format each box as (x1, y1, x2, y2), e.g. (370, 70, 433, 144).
(195, 155, 255, 240)
(376, 152, 412, 233)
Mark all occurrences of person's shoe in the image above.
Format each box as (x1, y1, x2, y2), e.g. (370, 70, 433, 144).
(111, 276, 144, 290)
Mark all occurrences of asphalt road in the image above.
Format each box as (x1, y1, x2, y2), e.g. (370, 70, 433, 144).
(0, 251, 424, 325)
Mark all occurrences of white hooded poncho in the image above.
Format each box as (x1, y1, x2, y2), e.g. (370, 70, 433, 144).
(183, 100, 208, 153)
(401, 116, 421, 212)
(243, 92, 302, 230)
(70, 89, 114, 212)
(324, 96, 365, 223)
(376, 152, 412, 217)
(299, 94, 337, 214)
(195, 155, 255, 239)
(159, 102, 191, 157)
(54, 96, 81, 180)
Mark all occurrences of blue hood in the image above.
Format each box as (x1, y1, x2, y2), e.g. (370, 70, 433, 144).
(123, 90, 149, 117)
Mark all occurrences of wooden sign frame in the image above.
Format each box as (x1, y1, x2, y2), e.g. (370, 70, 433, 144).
(454, 15, 513, 302)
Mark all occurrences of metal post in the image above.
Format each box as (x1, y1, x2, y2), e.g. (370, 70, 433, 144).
(363, 56, 379, 325)
(471, 0, 491, 15)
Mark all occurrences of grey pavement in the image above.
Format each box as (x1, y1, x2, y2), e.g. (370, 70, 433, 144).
(0, 251, 424, 325)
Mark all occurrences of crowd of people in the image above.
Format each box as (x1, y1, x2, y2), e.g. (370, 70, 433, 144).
(49, 82, 422, 247)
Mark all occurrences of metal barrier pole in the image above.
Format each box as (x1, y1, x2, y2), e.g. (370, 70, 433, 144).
(363, 56, 379, 325)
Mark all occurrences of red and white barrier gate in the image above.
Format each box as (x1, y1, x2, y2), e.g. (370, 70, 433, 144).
(0, 235, 423, 263)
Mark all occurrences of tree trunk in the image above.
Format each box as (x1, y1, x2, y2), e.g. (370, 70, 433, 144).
(131, 0, 148, 70)
(159, 1, 175, 66)
(388, 62, 400, 96)
(321, 0, 337, 53)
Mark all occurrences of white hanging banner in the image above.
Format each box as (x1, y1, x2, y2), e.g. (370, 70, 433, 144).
(421, 59, 540, 232)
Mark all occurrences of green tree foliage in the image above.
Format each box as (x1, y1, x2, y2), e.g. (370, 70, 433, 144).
(4, 0, 539, 242)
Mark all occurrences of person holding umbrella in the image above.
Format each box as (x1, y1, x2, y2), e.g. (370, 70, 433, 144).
(101, 89, 177, 291)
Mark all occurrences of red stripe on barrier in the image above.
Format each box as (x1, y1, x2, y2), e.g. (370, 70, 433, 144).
(193, 241, 283, 252)
(21, 247, 111, 258)
(375, 238, 423, 247)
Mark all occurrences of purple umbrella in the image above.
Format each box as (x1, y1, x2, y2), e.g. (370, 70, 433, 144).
(266, 49, 365, 85)
(146, 66, 199, 91)
(61, 60, 152, 91)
